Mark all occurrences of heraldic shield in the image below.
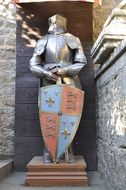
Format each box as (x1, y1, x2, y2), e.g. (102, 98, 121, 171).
(39, 84, 84, 163)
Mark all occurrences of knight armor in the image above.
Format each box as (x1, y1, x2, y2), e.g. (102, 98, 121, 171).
(30, 15, 87, 87)
(29, 14, 87, 163)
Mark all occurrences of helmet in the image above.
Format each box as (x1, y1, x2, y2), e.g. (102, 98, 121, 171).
(48, 14, 67, 34)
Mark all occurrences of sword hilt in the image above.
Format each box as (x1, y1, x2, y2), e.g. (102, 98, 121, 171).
(56, 77, 62, 84)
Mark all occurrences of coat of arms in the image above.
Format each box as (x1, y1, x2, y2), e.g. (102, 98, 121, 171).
(39, 84, 84, 163)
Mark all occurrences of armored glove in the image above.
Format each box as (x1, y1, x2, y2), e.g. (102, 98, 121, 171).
(30, 65, 57, 82)
(51, 63, 84, 77)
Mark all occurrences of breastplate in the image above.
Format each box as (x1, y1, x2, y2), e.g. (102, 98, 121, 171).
(45, 34, 73, 64)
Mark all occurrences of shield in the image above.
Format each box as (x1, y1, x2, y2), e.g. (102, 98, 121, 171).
(39, 84, 84, 163)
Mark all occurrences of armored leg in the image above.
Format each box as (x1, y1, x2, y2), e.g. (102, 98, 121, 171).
(43, 145, 52, 163)
(65, 144, 75, 163)
(68, 144, 75, 163)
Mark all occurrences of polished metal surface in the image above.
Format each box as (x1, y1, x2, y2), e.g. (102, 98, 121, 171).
(44, 34, 73, 64)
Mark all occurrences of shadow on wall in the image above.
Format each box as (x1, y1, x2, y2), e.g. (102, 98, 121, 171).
(16, 2, 92, 47)
(17, 4, 45, 48)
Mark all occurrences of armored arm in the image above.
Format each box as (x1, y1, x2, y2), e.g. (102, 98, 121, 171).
(30, 37, 57, 81)
(30, 53, 57, 81)
(72, 37, 87, 73)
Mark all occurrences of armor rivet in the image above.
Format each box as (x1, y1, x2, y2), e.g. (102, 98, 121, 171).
(58, 111, 62, 116)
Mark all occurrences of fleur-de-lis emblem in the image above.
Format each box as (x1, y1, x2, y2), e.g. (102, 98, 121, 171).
(61, 128, 70, 139)
(46, 98, 54, 107)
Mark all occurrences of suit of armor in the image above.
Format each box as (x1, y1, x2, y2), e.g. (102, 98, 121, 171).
(30, 15, 87, 163)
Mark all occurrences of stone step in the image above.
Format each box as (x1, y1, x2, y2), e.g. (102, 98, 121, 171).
(0, 159, 13, 179)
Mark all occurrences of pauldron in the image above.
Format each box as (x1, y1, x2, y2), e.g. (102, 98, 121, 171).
(35, 33, 81, 56)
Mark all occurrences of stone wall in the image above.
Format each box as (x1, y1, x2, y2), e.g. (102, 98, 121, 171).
(95, 43, 126, 190)
(93, 0, 122, 41)
(0, 1, 16, 159)
(92, 1, 126, 189)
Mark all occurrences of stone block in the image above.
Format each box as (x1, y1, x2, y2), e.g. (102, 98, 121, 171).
(0, 84, 15, 96)
(0, 36, 5, 44)
(4, 20, 16, 28)
(5, 36, 16, 47)
(0, 71, 15, 84)
(0, 108, 15, 130)
(0, 96, 15, 107)
(92, 2, 126, 64)
(0, 159, 13, 180)
(0, 59, 15, 70)
(0, 48, 15, 60)
(0, 18, 5, 27)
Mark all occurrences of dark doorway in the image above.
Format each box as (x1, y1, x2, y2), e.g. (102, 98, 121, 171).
(14, 1, 96, 171)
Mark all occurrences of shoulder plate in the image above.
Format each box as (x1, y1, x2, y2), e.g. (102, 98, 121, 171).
(65, 33, 79, 49)
(35, 35, 48, 55)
